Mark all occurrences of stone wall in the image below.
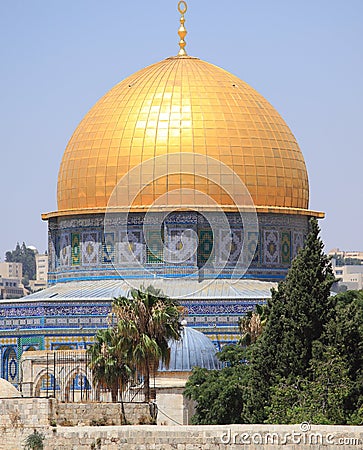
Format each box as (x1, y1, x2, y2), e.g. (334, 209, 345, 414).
(0, 397, 362, 449)
(0, 424, 362, 450)
(55, 402, 152, 426)
(0, 398, 151, 428)
(0, 397, 54, 428)
(156, 387, 195, 426)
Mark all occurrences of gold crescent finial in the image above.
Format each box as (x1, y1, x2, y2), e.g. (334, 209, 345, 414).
(177, 1, 188, 56)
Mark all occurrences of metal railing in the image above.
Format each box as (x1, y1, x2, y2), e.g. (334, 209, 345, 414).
(33, 350, 146, 403)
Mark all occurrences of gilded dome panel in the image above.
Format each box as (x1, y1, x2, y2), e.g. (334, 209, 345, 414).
(56, 56, 310, 214)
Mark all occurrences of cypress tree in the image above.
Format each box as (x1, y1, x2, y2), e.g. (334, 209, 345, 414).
(244, 218, 336, 423)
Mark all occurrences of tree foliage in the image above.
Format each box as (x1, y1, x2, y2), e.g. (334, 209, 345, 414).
(87, 328, 133, 400)
(184, 347, 249, 424)
(88, 286, 183, 404)
(184, 314, 259, 424)
(266, 344, 352, 424)
(185, 219, 363, 425)
(87, 327, 134, 422)
(238, 303, 267, 346)
(245, 218, 336, 422)
(5, 242, 36, 283)
(324, 290, 363, 424)
(112, 286, 183, 402)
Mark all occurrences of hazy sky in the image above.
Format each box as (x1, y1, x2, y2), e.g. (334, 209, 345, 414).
(0, 0, 362, 259)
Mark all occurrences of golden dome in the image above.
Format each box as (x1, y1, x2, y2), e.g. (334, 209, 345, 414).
(45, 55, 323, 219)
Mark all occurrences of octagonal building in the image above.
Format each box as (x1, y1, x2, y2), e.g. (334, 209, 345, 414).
(0, 3, 323, 385)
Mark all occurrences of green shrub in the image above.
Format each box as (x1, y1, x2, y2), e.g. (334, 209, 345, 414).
(24, 429, 45, 450)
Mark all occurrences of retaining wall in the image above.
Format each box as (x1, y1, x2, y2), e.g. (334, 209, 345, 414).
(0, 424, 362, 449)
(0, 398, 151, 428)
(55, 402, 152, 426)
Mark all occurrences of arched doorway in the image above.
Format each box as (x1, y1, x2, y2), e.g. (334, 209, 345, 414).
(34, 372, 60, 397)
(64, 370, 91, 402)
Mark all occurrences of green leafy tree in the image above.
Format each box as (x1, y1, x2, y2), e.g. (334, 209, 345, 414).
(184, 304, 267, 425)
(5, 242, 21, 262)
(5, 242, 36, 283)
(217, 344, 247, 367)
(262, 290, 363, 425)
(184, 220, 362, 425)
(184, 345, 249, 424)
(266, 344, 352, 424)
(324, 290, 363, 424)
(112, 286, 182, 402)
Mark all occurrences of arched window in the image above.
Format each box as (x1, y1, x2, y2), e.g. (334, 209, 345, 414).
(2, 347, 17, 383)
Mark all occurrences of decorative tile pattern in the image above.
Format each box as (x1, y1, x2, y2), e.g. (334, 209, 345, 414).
(48, 212, 310, 281)
(70, 373, 91, 391)
(293, 231, 305, 258)
(19, 336, 44, 356)
(3, 347, 17, 382)
(71, 233, 80, 266)
(167, 228, 196, 264)
(146, 229, 164, 264)
(183, 300, 260, 315)
(51, 343, 77, 350)
(60, 233, 71, 267)
(197, 228, 214, 267)
(53, 235, 60, 269)
(39, 374, 60, 392)
(49, 234, 56, 270)
(102, 232, 115, 263)
(217, 228, 243, 266)
(281, 231, 291, 264)
(264, 230, 280, 265)
(246, 231, 260, 265)
(82, 232, 99, 265)
(118, 229, 144, 264)
(44, 336, 90, 351)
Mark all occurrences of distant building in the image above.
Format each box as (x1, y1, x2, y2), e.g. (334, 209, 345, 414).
(36, 253, 48, 283)
(0, 262, 23, 280)
(0, 276, 24, 299)
(29, 253, 48, 292)
(0, 263, 24, 299)
(332, 259, 363, 291)
(328, 249, 363, 265)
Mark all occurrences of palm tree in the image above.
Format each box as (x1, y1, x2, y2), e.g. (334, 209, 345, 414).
(112, 285, 183, 402)
(87, 328, 133, 423)
(238, 303, 268, 346)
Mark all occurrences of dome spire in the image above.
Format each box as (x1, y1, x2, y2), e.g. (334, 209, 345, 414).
(177, 1, 188, 56)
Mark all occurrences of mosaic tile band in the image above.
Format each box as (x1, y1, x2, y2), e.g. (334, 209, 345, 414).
(48, 211, 308, 284)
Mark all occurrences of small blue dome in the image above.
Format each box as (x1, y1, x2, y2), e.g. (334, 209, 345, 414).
(159, 327, 222, 372)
